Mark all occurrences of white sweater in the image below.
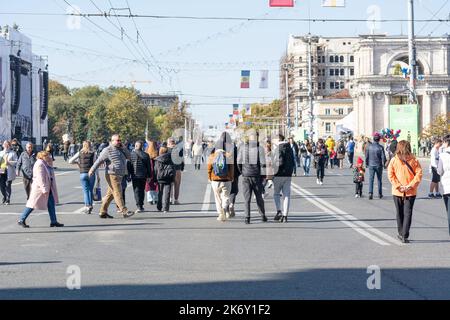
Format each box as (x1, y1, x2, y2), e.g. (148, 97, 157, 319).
(437, 148, 450, 195)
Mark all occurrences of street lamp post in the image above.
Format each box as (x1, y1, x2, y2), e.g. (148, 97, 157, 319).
(282, 62, 294, 136)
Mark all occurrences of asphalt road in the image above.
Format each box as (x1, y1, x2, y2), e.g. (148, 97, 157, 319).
(1, 156, 449, 300)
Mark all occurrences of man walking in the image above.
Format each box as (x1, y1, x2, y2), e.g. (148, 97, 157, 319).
(168, 137, 184, 204)
(237, 130, 267, 224)
(273, 134, 295, 223)
(288, 137, 299, 176)
(89, 134, 134, 218)
(130, 141, 152, 213)
(16, 143, 36, 200)
(365, 132, 387, 200)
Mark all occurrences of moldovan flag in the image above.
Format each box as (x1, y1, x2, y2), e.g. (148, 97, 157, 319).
(259, 70, 269, 89)
(240, 70, 250, 89)
(321, 0, 345, 7)
(269, 0, 294, 7)
(233, 104, 240, 115)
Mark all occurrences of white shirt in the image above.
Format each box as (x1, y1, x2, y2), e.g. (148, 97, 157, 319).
(438, 148, 450, 195)
(430, 147, 440, 168)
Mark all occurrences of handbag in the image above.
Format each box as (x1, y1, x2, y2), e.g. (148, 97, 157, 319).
(0, 155, 6, 175)
(93, 175, 102, 201)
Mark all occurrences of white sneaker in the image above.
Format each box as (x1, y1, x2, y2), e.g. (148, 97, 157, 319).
(319, 181, 323, 185)
(355, 194, 359, 198)
(217, 214, 226, 222)
(225, 211, 231, 219)
(316, 179, 320, 185)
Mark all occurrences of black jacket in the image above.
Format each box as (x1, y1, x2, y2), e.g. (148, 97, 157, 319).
(273, 142, 295, 177)
(237, 141, 266, 177)
(155, 153, 176, 184)
(365, 142, 387, 167)
(17, 151, 36, 179)
(130, 150, 151, 179)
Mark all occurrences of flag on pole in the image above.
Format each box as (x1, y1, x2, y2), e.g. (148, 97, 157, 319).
(269, 0, 294, 7)
(240, 70, 250, 89)
(259, 70, 269, 89)
(321, 0, 345, 7)
(233, 104, 239, 115)
(245, 104, 252, 115)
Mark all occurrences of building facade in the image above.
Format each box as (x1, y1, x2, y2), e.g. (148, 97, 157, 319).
(282, 34, 450, 139)
(0, 26, 48, 148)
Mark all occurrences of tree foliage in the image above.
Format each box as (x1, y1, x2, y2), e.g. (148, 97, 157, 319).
(422, 113, 450, 139)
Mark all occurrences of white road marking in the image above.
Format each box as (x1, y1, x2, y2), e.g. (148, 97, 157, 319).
(291, 182, 401, 246)
(201, 183, 212, 212)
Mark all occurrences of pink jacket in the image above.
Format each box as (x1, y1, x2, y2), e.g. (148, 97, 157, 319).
(26, 159, 59, 210)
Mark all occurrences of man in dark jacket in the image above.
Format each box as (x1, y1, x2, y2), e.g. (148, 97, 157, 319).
(130, 141, 152, 213)
(365, 132, 387, 200)
(237, 131, 267, 224)
(16, 143, 36, 200)
(288, 137, 300, 176)
(272, 134, 295, 223)
(155, 147, 176, 213)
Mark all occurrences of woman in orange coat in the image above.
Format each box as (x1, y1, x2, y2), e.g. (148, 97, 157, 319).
(388, 140, 423, 243)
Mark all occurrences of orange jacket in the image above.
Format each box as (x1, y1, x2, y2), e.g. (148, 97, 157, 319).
(207, 151, 235, 182)
(387, 155, 423, 197)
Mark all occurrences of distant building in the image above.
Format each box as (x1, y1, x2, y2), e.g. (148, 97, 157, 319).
(281, 34, 450, 139)
(0, 26, 48, 148)
(139, 94, 178, 111)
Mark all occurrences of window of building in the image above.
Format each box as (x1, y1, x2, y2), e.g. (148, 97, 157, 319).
(338, 108, 344, 115)
(330, 82, 335, 89)
(299, 69, 303, 77)
(311, 69, 314, 76)
(330, 56, 334, 63)
(350, 68, 354, 76)
(325, 109, 331, 115)
(350, 55, 354, 63)
(340, 69, 345, 76)
(330, 69, 334, 76)
(340, 56, 344, 63)
(299, 83, 303, 90)
(334, 55, 339, 63)
(299, 57, 303, 63)
(335, 68, 339, 76)
(322, 82, 326, 89)
(340, 82, 345, 89)
(325, 123, 331, 133)
(299, 97, 304, 103)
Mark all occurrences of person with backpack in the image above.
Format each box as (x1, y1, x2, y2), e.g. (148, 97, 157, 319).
(229, 141, 240, 218)
(130, 141, 152, 213)
(155, 146, 176, 213)
(237, 130, 267, 224)
(437, 135, 450, 236)
(272, 134, 295, 223)
(387, 140, 423, 243)
(207, 132, 235, 222)
(337, 141, 346, 169)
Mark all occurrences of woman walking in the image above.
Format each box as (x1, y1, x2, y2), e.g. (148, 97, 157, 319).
(314, 139, 327, 185)
(145, 140, 159, 205)
(0, 140, 18, 205)
(438, 135, 450, 235)
(17, 151, 64, 228)
(69, 141, 97, 214)
(301, 140, 312, 176)
(387, 140, 423, 243)
(192, 139, 204, 170)
(155, 147, 176, 213)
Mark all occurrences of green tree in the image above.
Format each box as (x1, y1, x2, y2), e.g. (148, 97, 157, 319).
(422, 114, 450, 139)
(106, 88, 147, 141)
(160, 101, 188, 141)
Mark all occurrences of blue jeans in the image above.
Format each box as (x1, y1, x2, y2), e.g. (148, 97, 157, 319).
(368, 166, 383, 195)
(302, 156, 311, 175)
(20, 192, 57, 224)
(80, 172, 95, 207)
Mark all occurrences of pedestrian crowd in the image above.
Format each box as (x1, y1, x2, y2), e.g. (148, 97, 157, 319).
(1, 130, 449, 245)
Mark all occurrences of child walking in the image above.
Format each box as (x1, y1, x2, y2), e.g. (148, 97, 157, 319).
(353, 157, 365, 198)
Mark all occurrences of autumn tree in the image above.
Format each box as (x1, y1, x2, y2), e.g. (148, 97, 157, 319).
(422, 113, 450, 139)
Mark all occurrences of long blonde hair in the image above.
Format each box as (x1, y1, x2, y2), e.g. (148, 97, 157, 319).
(81, 141, 92, 154)
(396, 140, 414, 162)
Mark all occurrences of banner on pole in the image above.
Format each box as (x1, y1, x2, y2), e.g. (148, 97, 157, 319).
(240, 70, 250, 89)
(269, 0, 294, 7)
(322, 0, 345, 7)
(245, 104, 252, 115)
(233, 104, 239, 115)
(259, 70, 269, 89)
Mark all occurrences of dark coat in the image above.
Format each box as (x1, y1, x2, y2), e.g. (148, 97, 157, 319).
(155, 153, 176, 184)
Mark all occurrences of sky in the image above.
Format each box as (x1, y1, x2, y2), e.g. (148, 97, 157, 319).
(1, 0, 449, 129)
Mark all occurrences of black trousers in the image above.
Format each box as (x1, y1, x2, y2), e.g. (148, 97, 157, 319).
(393, 195, 416, 239)
(316, 160, 325, 181)
(242, 176, 265, 219)
(0, 174, 12, 201)
(348, 152, 354, 167)
(355, 182, 363, 196)
(229, 176, 239, 206)
(132, 178, 146, 208)
(157, 183, 172, 212)
(23, 177, 32, 200)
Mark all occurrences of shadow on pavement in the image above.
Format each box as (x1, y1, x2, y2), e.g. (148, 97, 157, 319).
(1, 268, 450, 299)
(0, 261, 62, 267)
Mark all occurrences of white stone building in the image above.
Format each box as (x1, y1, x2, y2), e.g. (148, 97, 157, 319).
(281, 34, 450, 139)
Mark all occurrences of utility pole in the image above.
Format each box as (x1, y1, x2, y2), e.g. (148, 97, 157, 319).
(282, 62, 294, 136)
(408, 0, 417, 104)
(307, 34, 314, 141)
